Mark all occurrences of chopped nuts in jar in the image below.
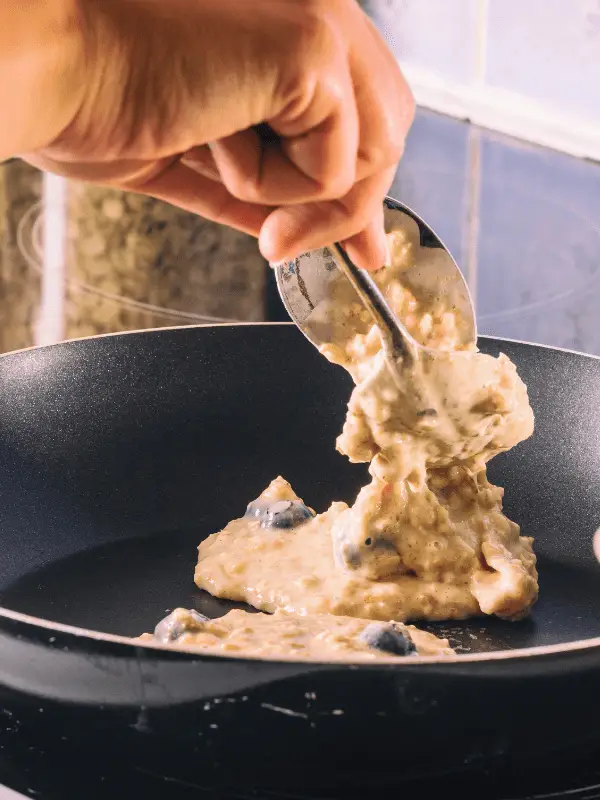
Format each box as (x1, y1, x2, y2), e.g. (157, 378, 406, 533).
(0, 160, 43, 353)
(64, 183, 268, 338)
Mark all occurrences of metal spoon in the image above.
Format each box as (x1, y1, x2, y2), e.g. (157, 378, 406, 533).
(272, 196, 476, 358)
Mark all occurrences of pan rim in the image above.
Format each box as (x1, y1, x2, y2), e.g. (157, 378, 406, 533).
(0, 323, 599, 667)
(0, 321, 599, 365)
(1, 602, 600, 666)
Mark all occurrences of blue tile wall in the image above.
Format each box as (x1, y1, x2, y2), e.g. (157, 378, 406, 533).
(476, 130, 600, 353)
(392, 109, 600, 356)
(391, 109, 471, 275)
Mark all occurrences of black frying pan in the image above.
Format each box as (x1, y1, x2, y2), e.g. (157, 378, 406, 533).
(0, 323, 600, 795)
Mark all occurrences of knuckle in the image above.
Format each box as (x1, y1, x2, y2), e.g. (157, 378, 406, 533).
(386, 132, 407, 165)
(358, 84, 415, 174)
(359, 138, 403, 173)
(384, 81, 415, 160)
(396, 75, 416, 130)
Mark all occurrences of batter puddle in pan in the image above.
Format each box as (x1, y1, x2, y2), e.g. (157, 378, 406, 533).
(2, 531, 599, 654)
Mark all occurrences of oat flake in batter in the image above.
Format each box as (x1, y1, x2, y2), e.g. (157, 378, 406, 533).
(196, 223, 538, 624)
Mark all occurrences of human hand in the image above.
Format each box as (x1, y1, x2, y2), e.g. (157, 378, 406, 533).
(22, 0, 415, 269)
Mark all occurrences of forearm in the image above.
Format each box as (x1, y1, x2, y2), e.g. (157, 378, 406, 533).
(0, 0, 86, 161)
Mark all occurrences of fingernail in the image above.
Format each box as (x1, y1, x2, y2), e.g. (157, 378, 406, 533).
(371, 226, 389, 270)
(260, 238, 297, 266)
(383, 232, 391, 267)
(259, 231, 281, 263)
(260, 209, 306, 265)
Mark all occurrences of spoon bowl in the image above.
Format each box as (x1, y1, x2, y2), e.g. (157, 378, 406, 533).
(273, 196, 477, 356)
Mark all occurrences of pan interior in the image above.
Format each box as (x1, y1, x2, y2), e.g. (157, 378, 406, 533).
(0, 326, 600, 657)
(1, 529, 600, 655)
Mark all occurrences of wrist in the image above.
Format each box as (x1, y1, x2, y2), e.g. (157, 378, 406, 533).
(0, 0, 87, 160)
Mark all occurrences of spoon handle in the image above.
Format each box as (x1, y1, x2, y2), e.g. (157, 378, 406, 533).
(332, 243, 409, 357)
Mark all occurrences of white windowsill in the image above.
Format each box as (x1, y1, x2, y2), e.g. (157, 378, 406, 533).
(402, 62, 600, 163)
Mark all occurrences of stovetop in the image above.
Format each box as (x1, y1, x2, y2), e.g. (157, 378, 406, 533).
(3, 738, 600, 800)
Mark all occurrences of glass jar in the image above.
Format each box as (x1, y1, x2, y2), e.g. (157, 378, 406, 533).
(1, 163, 268, 353)
(0, 159, 43, 353)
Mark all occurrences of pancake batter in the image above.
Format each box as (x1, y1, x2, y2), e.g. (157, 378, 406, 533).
(195, 223, 538, 624)
(140, 607, 453, 660)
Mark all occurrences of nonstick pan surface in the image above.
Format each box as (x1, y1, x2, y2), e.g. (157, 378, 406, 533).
(0, 323, 600, 791)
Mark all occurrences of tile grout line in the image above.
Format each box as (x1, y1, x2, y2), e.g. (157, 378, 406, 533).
(465, 125, 481, 309)
(462, 0, 488, 312)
